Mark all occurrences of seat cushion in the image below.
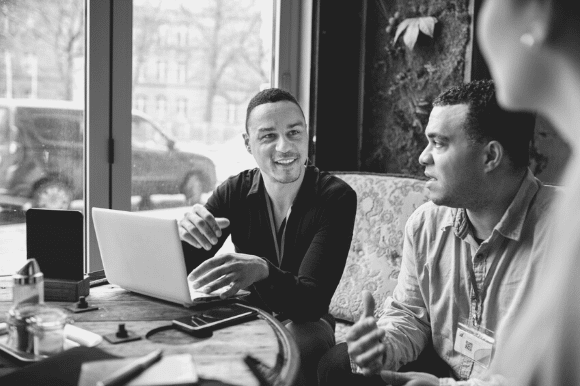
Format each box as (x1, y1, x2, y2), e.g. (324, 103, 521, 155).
(329, 173, 429, 323)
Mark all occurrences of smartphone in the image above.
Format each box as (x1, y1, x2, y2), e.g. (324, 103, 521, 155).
(172, 303, 258, 333)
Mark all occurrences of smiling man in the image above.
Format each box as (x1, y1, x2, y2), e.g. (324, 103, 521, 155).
(178, 88, 357, 386)
(318, 80, 558, 385)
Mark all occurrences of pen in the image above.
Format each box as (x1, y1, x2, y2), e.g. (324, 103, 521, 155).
(96, 349, 163, 386)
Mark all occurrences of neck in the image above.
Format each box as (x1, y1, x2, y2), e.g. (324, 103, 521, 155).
(262, 167, 305, 216)
(466, 169, 526, 240)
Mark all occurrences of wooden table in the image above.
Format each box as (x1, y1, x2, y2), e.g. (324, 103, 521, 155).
(0, 278, 299, 386)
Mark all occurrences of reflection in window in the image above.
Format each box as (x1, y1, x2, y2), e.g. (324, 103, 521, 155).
(156, 95, 167, 118)
(178, 25, 188, 47)
(132, 0, 271, 210)
(0, 108, 9, 142)
(132, 116, 166, 149)
(177, 61, 187, 83)
(135, 95, 147, 113)
(0, 0, 86, 275)
(156, 60, 167, 82)
(33, 116, 82, 143)
(176, 98, 188, 117)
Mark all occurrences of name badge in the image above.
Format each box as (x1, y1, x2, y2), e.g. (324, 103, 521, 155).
(454, 320, 495, 368)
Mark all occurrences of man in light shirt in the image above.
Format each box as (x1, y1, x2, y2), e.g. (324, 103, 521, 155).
(317, 80, 557, 385)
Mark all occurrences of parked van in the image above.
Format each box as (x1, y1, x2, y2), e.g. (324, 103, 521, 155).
(0, 98, 217, 210)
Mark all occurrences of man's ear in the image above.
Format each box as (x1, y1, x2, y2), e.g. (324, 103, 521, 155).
(483, 140, 504, 172)
(242, 133, 252, 154)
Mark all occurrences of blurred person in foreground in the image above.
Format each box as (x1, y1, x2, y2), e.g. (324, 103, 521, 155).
(475, 0, 580, 385)
(178, 88, 357, 386)
(317, 79, 558, 386)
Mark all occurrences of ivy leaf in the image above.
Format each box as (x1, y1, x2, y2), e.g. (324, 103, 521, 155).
(393, 18, 413, 46)
(403, 20, 420, 50)
(393, 16, 438, 50)
(418, 16, 437, 37)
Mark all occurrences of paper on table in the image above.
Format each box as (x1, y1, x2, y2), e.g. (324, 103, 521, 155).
(78, 353, 198, 386)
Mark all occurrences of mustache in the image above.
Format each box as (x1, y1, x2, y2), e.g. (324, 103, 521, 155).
(273, 152, 300, 160)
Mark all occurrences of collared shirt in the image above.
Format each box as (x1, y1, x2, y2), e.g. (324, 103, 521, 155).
(377, 170, 557, 381)
(181, 166, 357, 322)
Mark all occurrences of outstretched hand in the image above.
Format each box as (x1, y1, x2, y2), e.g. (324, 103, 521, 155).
(380, 370, 439, 386)
(179, 204, 230, 250)
(189, 252, 269, 298)
(346, 290, 386, 376)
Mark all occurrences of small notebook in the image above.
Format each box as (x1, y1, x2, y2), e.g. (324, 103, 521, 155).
(77, 353, 198, 386)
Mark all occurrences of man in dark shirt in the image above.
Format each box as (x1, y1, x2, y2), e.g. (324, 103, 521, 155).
(178, 88, 357, 386)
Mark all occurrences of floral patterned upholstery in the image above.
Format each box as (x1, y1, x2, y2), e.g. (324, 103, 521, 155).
(329, 172, 430, 338)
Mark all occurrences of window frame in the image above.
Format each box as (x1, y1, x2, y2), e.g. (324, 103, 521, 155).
(86, 0, 312, 273)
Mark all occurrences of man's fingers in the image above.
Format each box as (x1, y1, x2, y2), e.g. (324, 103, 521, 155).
(347, 327, 385, 356)
(179, 226, 202, 249)
(380, 370, 411, 386)
(380, 371, 439, 386)
(220, 282, 240, 299)
(198, 274, 233, 294)
(216, 218, 230, 230)
(353, 340, 385, 369)
(180, 212, 214, 250)
(190, 254, 232, 279)
(192, 204, 225, 239)
(346, 316, 378, 342)
(191, 263, 231, 289)
(361, 290, 376, 319)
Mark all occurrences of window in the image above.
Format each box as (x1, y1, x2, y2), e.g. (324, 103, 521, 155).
(176, 97, 188, 117)
(0, 0, 86, 275)
(155, 95, 167, 118)
(135, 95, 147, 113)
(131, 0, 273, 213)
(156, 60, 167, 82)
(177, 61, 187, 83)
(0, 0, 311, 277)
(177, 25, 188, 47)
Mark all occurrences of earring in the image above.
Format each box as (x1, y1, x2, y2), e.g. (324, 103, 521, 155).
(520, 33, 535, 48)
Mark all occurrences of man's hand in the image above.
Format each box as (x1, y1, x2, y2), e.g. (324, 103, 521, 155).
(179, 204, 230, 250)
(346, 290, 387, 376)
(189, 253, 269, 298)
(380, 370, 439, 386)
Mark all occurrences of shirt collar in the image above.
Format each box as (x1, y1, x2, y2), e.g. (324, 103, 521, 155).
(442, 169, 541, 241)
(246, 165, 320, 204)
(494, 169, 541, 241)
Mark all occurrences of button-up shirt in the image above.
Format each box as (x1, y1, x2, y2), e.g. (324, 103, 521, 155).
(377, 170, 557, 381)
(181, 166, 357, 322)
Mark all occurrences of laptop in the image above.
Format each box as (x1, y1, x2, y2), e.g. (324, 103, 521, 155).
(92, 208, 248, 307)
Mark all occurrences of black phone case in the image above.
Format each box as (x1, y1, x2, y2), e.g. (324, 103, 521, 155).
(172, 303, 258, 333)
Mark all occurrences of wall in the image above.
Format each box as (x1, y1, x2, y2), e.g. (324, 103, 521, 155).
(311, 0, 570, 184)
(361, 0, 471, 175)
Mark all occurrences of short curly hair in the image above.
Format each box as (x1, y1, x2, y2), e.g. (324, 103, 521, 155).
(433, 79, 535, 168)
(245, 88, 305, 134)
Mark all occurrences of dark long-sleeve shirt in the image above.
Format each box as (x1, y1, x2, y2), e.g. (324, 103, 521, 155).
(182, 166, 357, 322)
